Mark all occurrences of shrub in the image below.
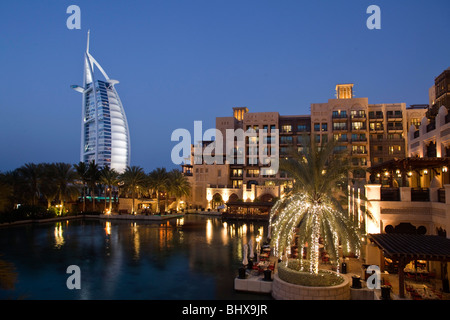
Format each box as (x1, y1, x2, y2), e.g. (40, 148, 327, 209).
(278, 259, 344, 287)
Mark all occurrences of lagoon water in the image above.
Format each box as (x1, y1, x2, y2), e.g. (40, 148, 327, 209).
(0, 214, 271, 300)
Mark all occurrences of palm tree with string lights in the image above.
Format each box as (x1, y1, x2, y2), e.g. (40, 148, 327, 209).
(269, 137, 362, 275)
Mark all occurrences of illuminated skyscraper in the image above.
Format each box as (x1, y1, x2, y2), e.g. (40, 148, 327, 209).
(72, 31, 130, 173)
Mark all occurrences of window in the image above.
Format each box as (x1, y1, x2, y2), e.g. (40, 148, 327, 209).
(352, 145, 367, 154)
(351, 110, 365, 118)
(315, 134, 320, 143)
(246, 169, 259, 177)
(333, 122, 348, 130)
(332, 110, 347, 118)
(231, 169, 243, 177)
(352, 121, 365, 130)
(388, 145, 402, 154)
(280, 136, 293, 144)
(281, 125, 292, 133)
(314, 123, 320, 131)
(322, 134, 328, 143)
(232, 180, 243, 188)
(321, 123, 328, 132)
(297, 124, 309, 132)
(333, 133, 347, 142)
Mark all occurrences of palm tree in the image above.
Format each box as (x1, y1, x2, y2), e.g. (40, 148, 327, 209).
(86, 161, 101, 212)
(74, 161, 89, 212)
(52, 163, 79, 215)
(16, 163, 42, 206)
(40, 163, 59, 209)
(100, 165, 120, 213)
(167, 169, 191, 212)
(269, 139, 361, 274)
(0, 172, 14, 212)
(120, 166, 147, 214)
(148, 167, 169, 214)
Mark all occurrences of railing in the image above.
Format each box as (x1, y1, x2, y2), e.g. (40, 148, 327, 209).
(332, 114, 348, 119)
(387, 113, 402, 119)
(369, 114, 383, 119)
(380, 188, 400, 201)
(411, 188, 430, 202)
(438, 188, 446, 203)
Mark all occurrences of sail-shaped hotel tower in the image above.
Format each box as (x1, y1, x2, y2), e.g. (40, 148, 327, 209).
(72, 31, 130, 173)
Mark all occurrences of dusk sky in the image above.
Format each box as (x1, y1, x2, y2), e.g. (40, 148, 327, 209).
(1, 0, 450, 173)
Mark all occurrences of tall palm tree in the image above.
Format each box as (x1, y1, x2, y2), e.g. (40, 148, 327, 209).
(148, 167, 169, 214)
(16, 163, 42, 206)
(269, 139, 361, 274)
(39, 163, 59, 208)
(120, 166, 147, 214)
(74, 161, 89, 212)
(0, 172, 14, 212)
(86, 161, 101, 212)
(167, 169, 191, 212)
(100, 165, 120, 213)
(52, 163, 79, 215)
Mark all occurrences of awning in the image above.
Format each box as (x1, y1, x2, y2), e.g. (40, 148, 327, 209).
(369, 233, 450, 262)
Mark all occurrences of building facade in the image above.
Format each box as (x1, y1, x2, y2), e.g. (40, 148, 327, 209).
(72, 31, 131, 173)
(183, 84, 425, 211)
(311, 84, 427, 179)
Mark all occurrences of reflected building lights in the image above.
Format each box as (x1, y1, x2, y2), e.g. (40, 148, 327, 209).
(206, 219, 213, 244)
(105, 221, 111, 236)
(54, 222, 64, 248)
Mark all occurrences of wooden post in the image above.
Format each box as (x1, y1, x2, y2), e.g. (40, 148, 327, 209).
(398, 256, 406, 298)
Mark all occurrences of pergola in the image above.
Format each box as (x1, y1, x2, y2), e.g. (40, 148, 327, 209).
(369, 233, 450, 298)
(369, 157, 450, 187)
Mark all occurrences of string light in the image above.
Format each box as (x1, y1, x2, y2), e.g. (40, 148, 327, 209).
(268, 192, 361, 275)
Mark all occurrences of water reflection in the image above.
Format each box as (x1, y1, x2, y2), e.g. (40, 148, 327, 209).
(0, 215, 270, 299)
(53, 222, 64, 248)
(0, 257, 17, 291)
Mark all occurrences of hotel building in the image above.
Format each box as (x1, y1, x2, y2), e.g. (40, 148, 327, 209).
(72, 31, 131, 173)
(183, 84, 426, 211)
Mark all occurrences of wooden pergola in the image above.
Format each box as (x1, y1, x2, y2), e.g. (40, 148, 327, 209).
(369, 157, 450, 187)
(369, 233, 450, 298)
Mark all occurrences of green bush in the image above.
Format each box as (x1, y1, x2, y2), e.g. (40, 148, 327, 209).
(278, 260, 344, 287)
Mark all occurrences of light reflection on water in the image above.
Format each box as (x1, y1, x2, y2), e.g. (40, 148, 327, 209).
(0, 214, 270, 300)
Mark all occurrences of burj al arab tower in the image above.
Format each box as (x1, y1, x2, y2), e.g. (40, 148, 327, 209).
(72, 31, 130, 173)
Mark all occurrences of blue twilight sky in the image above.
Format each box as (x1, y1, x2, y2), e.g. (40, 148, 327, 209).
(1, 0, 450, 173)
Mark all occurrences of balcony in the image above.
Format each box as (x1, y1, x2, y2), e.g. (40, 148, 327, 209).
(369, 113, 384, 120)
(380, 187, 400, 201)
(351, 125, 367, 132)
(387, 113, 403, 120)
(411, 188, 430, 202)
(332, 126, 348, 132)
(387, 123, 403, 132)
(351, 113, 366, 119)
(351, 150, 368, 156)
(351, 137, 368, 143)
(332, 113, 348, 119)
(369, 125, 384, 133)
